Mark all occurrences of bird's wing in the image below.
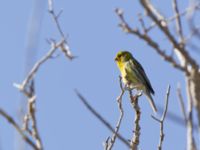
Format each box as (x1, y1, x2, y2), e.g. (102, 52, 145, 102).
(129, 58, 155, 94)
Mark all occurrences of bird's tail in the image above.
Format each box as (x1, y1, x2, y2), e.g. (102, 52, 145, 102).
(144, 91, 157, 113)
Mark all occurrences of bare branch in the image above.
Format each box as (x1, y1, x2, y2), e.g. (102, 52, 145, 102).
(17, 80, 43, 150)
(103, 137, 110, 150)
(115, 8, 189, 74)
(186, 79, 197, 150)
(48, 0, 75, 60)
(146, 2, 200, 32)
(172, 0, 185, 45)
(9, 1, 75, 149)
(75, 90, 130, 148)
(48, 0, 65, 39)
(0, 108, 38, 150)
(27, 95, 43, 149)
(128, 90, 142, 150)
(140, 0, 198, 69)
(177, 83, 187, 124)
(14, 40, 64, 91)
(152, 85, 170, 150)
(138, 13, 148, 33)
(105, 76, 125, 150)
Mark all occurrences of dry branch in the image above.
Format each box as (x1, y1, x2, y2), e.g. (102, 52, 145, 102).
(172, 0, 184, 45)
(14, 40, 64, 92)
(11, 1, 75, 149)
(128, 90, 142, 150)
(115, 8, 189, 74)
(152, 85, 170, 150)
(0, 108, 38, 150)
(116, 1, 200, 148)
(48, 0, 75, 60)
(105, 76, 125, 150)
(177, 84, 187, 125)
(75, 90, 130, 148)
(140, 0, 198, 69)
(186, 79, 197, 150)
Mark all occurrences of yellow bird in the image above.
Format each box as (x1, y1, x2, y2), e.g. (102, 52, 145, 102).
(115, 51, 157, 113)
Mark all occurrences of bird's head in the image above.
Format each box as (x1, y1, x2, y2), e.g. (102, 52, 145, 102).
(115, 51, 133, 63)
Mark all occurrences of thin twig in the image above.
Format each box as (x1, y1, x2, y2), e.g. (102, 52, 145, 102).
(14, 40, 64, 91)
(0, 108, 38, 150)
(129, 90, 142, 150)
(177, 83, 187, 124)
(48, 0, 65, 39)
(105, 76, 125, 150)
(152, 85, 170, 150)
(172, 0, 185, 46)
(138, 13, 147, 33)
(146, 2, 200, 32)
(104, 137, 110, 150)
(75, 90, 130, 148)
(48, 0, 75, 60)
(156, 105, 199, 131)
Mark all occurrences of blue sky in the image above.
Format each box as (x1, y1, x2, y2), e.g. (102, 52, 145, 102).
(0, 0, 195, 150)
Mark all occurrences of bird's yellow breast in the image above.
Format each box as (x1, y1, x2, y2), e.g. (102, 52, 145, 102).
(116, 61, 128, 85)
(116, 60, 144, 90)
(116, 61, 126, 76)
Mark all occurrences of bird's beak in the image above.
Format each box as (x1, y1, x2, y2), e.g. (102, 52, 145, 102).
(115, 57, 118, 61)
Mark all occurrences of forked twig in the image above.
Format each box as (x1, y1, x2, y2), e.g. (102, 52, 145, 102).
(48, 0, 75, 60)
(105, 76, 125, 150)
(0, 108, 38, 150)
(152, 85, 170, 150)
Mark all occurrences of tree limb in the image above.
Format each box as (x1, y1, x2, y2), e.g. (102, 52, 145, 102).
(75, 90, 130, 148)
(0, 108, 38, 150)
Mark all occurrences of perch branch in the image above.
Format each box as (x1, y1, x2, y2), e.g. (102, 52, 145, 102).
(128, 90, 142, 150)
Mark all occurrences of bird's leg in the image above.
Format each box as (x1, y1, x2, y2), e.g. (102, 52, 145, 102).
(124, 84, 131, 91)
(137, 90, 143, 97)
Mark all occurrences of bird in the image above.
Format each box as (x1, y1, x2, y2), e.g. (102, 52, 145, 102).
(115, 50, 157, 113)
